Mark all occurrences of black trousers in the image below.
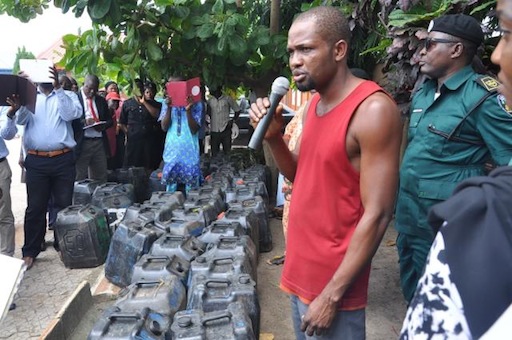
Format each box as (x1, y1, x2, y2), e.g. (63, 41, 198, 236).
(124, 129, 149, 169)
(211, 126, 232, 157)
(108, 131, 126, 170)
(124, 126, 161, 171)
(22, 152, 75, 258)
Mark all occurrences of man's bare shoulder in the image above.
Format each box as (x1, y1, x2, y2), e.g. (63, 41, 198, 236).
(351, 90, 402, 141)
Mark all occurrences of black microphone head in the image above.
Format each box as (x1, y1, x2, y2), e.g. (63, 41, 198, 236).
(271, 77, 290, 96)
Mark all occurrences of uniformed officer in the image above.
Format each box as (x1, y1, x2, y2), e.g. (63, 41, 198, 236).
(395, 14, 512, 303)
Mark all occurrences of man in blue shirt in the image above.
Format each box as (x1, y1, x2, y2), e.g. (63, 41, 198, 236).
(0, 97, 19, 258)
(15, 66, 82, 269)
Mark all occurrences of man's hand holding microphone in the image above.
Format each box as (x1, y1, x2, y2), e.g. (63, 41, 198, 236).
(248, 77, 290, 150)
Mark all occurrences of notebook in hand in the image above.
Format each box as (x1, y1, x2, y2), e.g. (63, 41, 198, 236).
(165, 77, 201, 107)
(0, 75, 37, 113)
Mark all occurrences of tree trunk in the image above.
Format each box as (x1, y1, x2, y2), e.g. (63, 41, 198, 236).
(262, 0, 282, 207)
(270, 0, 280, 35)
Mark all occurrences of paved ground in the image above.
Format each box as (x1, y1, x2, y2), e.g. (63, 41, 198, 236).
(0, 136, 406, 339)
(0, 136, 102, 339)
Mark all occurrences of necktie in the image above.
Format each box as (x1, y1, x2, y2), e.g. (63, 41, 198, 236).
(88, 98, 99, 122)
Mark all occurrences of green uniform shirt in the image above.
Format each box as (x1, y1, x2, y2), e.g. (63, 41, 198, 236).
(395, 66, 512, 239)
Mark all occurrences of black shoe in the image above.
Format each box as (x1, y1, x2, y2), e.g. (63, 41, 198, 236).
(9, 303, 16, 311)
(41, 241, 47, 252)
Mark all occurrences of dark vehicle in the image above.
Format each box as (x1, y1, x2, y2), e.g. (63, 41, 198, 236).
(231, 103, 296, 147)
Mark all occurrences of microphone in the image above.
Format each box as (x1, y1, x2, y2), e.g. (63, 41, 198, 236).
(248, 76, 290, 150)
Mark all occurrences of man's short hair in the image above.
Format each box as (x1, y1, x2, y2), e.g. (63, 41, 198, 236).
(294, 6, 351, 46)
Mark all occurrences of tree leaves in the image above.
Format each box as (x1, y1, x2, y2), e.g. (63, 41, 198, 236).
(146, 40, 163, 61)
(87, 0, 112, 20)
(212, 0, 224, 14)
(197, 22, 215, 39)
(388, 2, 450, 28)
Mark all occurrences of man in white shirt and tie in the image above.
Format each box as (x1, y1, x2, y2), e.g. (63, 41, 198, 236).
(75, 74, 113, 181)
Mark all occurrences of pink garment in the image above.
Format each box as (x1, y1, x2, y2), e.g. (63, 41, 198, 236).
(105, 103, 122, 157)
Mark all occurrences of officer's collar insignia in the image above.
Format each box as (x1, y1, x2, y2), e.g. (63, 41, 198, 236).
(412, 109, 423, 113)
(477, 76, 500, 92)
(497, 94, 512, 115)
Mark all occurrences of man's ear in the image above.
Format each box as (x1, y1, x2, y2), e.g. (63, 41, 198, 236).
(452, 42, 464, 59)
(334, 39, 349, 62)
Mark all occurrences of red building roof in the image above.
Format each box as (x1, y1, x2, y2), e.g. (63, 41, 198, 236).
(37, 38, 65, 66)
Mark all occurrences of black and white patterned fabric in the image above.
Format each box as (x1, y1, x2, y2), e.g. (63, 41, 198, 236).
(400, 230, 472, 339)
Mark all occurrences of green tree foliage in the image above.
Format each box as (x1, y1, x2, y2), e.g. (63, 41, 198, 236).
(0, 0, 498, 101)
(61, 0, 292, 95)
(13, 47, 36, 74)
(384, 0, 497, 104)
(0, 0, 50, 23)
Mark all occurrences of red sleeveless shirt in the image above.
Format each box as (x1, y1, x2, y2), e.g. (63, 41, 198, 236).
(281, 81, 384, 310)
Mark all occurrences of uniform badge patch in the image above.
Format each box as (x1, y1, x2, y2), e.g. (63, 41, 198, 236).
(497, 94, 512, 115)
(477, 76, 500, 92)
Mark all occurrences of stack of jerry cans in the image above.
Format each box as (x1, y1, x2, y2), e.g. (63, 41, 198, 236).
(225, 186, 257, 205)
(186, 273, 260, 337)
(197, 221, 246, 244)
(89, 276, 187, 339)
(149, 191, 186, 207)
(171, 302, 256, 339)
(122, 203, 176, 230)
(91, 154, 272, 339)
(188, 235, 257, 286)
(131, 254, 190, 286)
(72, 179, 103, 205)
(236, 181, 269, 208)
(217, 207, 260, 256)
(54, 204, 111, 269)
(92, 182, 136, 203)
(88, 306, 173, 339)
(227, 196, 272, 253)
(114, 278, 186, 317)
(91, 182, 135, 230)
(104, 220, 159, 287)
(115, 166, 150, 203)
(185, 185, 226, 212)
(155, 218, 204, 237)
(240, 164, 272, 199)
(211, 235, 257, 280)
(149, 234, 206, 262)
(171, 204, 217, 230)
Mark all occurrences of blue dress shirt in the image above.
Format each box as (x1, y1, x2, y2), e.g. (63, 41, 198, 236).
(0, 107, 19, 158)
(16, 87, 82, 151)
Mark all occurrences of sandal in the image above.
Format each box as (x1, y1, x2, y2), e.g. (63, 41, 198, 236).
(267, 254, 285, 266)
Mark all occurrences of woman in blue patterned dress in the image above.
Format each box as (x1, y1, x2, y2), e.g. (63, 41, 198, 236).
(159, 83, 203, 194)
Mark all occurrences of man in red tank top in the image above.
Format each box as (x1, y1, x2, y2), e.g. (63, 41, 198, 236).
(250, 6, 403, 339)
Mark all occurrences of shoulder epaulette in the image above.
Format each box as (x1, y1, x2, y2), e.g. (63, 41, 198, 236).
(476, 76, 500, 92)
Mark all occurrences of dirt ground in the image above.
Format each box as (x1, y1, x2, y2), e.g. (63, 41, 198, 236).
(6, 136, 406, 339)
